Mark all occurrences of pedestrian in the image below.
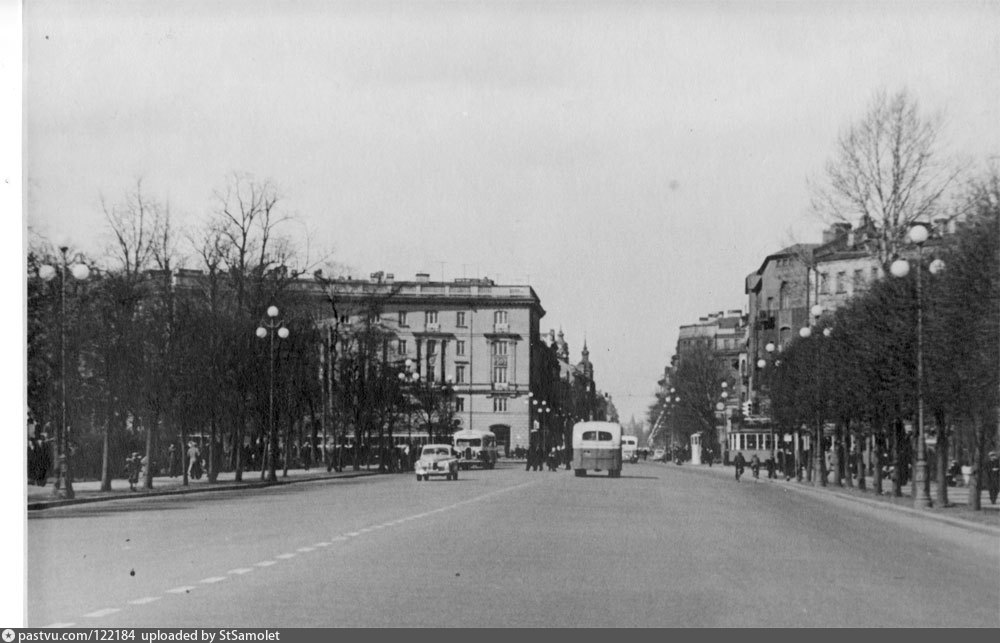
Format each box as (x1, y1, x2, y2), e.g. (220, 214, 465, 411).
(525, 445, 534, 471)
(167, 443, 178, 477)
(187, 441, 201, 479)
(765, 455, 775, 479)
(733, 451, 746, 481)
(704, 448, 713, 467)
(987, 452, 1000, 505)
(126, 452, 142, 491)
(750, 453, 761, 479)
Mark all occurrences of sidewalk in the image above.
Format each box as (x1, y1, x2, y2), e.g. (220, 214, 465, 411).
(26, 465, 380, 511)
(652, 460, 1000, 533)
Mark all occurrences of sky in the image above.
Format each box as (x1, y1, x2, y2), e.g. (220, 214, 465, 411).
(17, 0, 1000, 430)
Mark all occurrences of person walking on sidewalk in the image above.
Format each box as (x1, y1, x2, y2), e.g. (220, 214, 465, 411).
(125, 452, 142, 491)
(167, 444, 178, 478)
(750, 454, 761, 479)
(987, 451, 1000, 505)
(733, 452, 746, 482)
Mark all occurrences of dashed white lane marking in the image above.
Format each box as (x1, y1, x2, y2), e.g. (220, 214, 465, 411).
(297, 547, 315, 552)
(345, 531, 360, 536)
(331, 536, 348, 541)
(200, 576, 226, 584)
(254, 561, 276, 567)
(84, 608, 121, 618)
(128, 596, 161, 605)
(45, 623, 76, 628)
(228, 568, 254, 575)
(167, 586, 196, 594)
(315, 542, 330, 547)
(276, 553, 296, 559)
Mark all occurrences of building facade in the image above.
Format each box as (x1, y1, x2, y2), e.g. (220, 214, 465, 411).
(311, 272, 548, 454)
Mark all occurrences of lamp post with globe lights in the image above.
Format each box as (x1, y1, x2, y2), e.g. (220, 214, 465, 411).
(256, 305, 289, 483)
(38, 245, 91, 499)
(889, 223, 944, 509)
(397, 358, 421, 448)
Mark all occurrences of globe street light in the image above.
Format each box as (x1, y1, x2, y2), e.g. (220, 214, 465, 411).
(891, 223, 942, 509)
(39, 245, 91, 499)
(257, 306, 289, 483)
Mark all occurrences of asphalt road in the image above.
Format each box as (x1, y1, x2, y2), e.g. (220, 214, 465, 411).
(27, 461, 1000, 627)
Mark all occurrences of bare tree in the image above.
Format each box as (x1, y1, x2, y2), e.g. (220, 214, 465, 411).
(810, 89, 963, 270)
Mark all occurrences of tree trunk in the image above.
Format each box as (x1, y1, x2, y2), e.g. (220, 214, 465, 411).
(100, 406, 113, 492)
(935, 419, 948, 507)
(832, 423, 843, 487)
(143, 410, 156, 490)
(892, 420, 903, 497)
(208, 413, 219, 483)
(969, 413, 986, 510)
(873, 431, 883, 495)
(843, 422, 854, 489)
(813, 421, 825, 487)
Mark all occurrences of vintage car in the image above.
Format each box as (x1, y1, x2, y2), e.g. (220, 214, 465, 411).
(415, 444, 460, 481)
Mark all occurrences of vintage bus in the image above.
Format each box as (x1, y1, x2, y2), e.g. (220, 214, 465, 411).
(621, 435, 639, 463)
(452, 429, 498, 470)
(571, 421, 623, 478)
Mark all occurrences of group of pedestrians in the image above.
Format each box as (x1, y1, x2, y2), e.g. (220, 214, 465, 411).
(523, 445, 567, 472)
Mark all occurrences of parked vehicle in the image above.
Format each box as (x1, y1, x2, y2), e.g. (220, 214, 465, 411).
(452, 429, 498, 470)
(652, 448, 666, 462)
(571, 421, 623, 478)
(415, 444, 460, 481)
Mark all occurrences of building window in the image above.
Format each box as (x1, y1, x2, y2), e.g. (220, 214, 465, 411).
(853, 268, 865, 290)
(819, 273, 829, 295)
(747, 434, 757, 450)
(398, 311, 407, 326)
(425, 310, 438, 325)
(426, 340, 436, 356)
(835, 272, 846, 294)
(456, 340, 466, 356)
(398, 339, 407, 355)
(456, 364, 466, 384)
(494, 310, 507, 324)
(492, 341, 508, 356)
(493, 366, 508, 383)
(456, 397, 465, 412)
(426, 365, 436, 382)
(493, 397, 507, 412)
(778, 281, 789, 309)
(456, 311, 466, 327)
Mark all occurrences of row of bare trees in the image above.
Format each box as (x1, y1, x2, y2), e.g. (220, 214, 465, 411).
(27, 173, 458, 490)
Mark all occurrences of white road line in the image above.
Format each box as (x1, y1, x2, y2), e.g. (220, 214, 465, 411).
(167, 586, 196, 594)
(254, 561, 276, 567)
(276, 553, 296, 559)
(227, 568, 254, 575)
(83, 608, 121, 618)
(331, 536, 348, 541)
(345, 531, 360, 537)
(297, 547, 314, 552)
(128, 597, 161, 605)
(45, 623, 76, 628)
(315, 542, 330, 547)
(200, 576, 226, 584)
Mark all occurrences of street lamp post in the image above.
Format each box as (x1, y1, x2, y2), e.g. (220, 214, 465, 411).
(256, 305, 289, 483)
(398, 358, 420, 446)
(39, 245, 91, 499)
(890, 223, 942, 509)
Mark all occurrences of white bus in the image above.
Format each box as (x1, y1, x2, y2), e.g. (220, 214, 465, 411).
(621, 435, 639, 463)
(452, 429, 498, 470)
(571, 421, 623, 478)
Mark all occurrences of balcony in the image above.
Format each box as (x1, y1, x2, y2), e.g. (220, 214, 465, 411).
(494, 323, 509, 333)
(426, 322, 440, 332)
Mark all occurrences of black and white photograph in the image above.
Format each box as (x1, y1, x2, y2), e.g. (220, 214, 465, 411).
(10, 0, 1000, 629)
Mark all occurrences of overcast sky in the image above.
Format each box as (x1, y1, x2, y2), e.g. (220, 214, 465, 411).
(20, 0, 1000, 427)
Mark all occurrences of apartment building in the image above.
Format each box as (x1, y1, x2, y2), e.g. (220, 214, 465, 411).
(317, 272, 548, 453)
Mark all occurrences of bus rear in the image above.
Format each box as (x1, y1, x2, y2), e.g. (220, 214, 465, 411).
(571, 421, 623, 478)
(452, 430, 498, 470)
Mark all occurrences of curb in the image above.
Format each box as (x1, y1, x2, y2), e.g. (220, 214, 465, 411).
(27, 471, 379, 511)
